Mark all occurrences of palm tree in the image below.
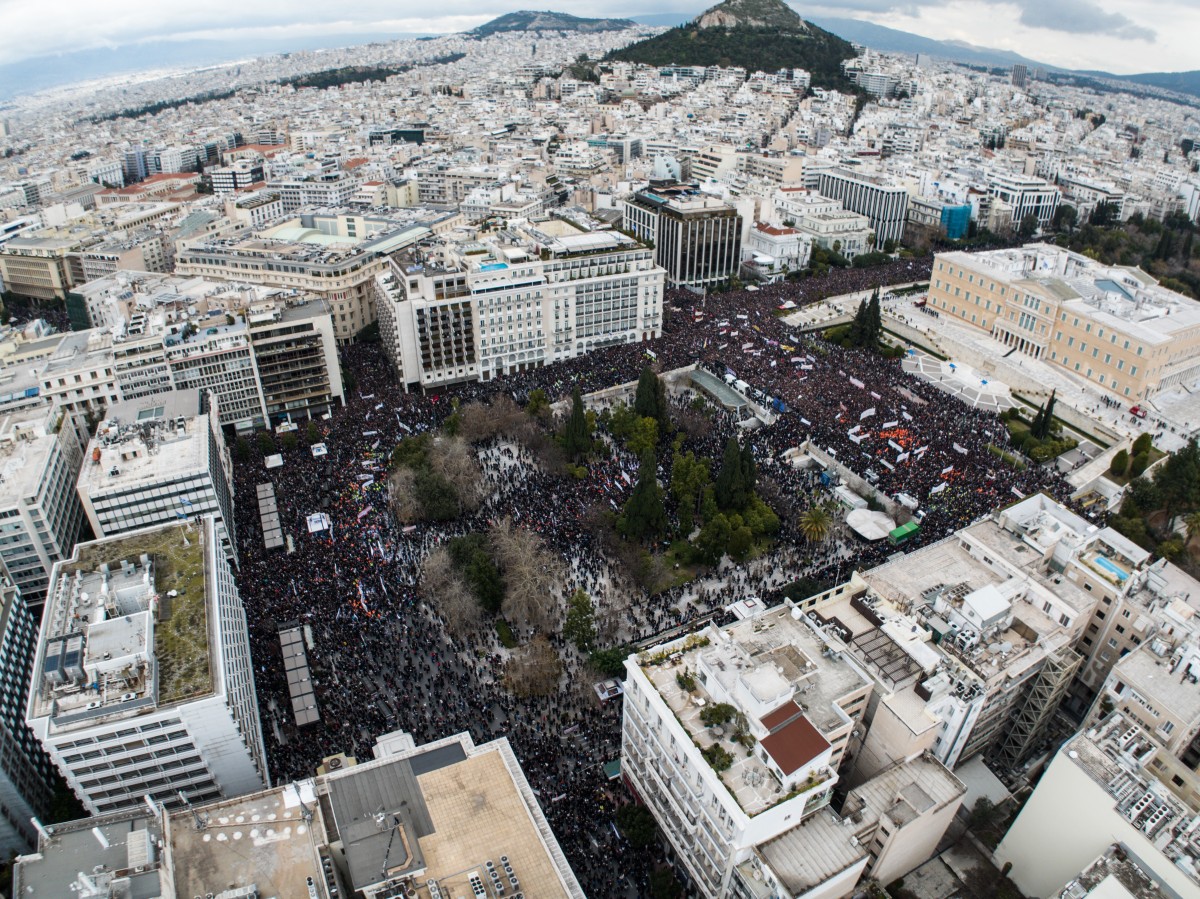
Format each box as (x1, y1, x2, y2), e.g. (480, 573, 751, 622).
(799, 506, 833, 544)
(1184, 511, 1200, 543)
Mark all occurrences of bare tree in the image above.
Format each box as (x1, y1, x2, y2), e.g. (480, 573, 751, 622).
(421, 546, 482, 635)
(388, 466, 421, 525)
(457, 401, 497, 443)
(504, 634, 562, 697)
(430, 436, 485, 513)
(489, 517, 566, 634)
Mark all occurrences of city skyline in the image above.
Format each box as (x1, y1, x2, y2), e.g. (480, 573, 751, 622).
(0, 0, 1195, 79)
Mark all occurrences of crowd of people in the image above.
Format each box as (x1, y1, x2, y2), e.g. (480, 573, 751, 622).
(229, 256, 1088, 896)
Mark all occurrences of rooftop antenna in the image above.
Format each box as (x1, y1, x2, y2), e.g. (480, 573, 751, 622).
(291, 782, 314, 824)
(178, 790, 208, 831)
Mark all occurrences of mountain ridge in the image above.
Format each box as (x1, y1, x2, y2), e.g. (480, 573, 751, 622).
(469, 10, 635, 37)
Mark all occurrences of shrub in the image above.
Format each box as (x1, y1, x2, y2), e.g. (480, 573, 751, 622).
(702, 744, 734, 772)
(1132, 432, 1153, 456)
(1110, 449, 1129, 476)
(1130, 452, 1150, 478)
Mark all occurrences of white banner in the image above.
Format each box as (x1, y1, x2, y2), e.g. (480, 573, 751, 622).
(916, 445, 930, 454)
(931, 482, 948, 495)
(888, 439, 904, 453)
(800, 418, 811, 425)
(881, 420, 899, 429)
(896, 452, 910, 463)
(941, 465, 954, 475)
(860, 407, 876, 420)
(880, 459, 894, 471)
(849, 425, 861, 435)
(849, 377, 865, 389)
(871, 391, 882, 400)
(850, 433, 866, 444)
(902, 411, 913, 421)
(953, 443, 969, 455)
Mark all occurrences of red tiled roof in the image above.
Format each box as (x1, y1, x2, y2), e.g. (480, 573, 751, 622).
(755, 223, 798, 236)
(760, 714, 830, 776)
(343, 158, 368, 169)
(760, 700, 803, 732)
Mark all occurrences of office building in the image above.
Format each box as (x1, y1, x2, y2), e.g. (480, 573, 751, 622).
(927, 243, 1200, 400)
(622, 184, 743, 288)
(376, 214, 664, 388)
(1010, 64, 1028, 89)
(25, 518, 268, 815)
(0, 237, 81, 300)
(78, 390, 238, 565)
(13, 730, 585, 899)
(270, 171, 359, 212)
(174, 213, 450, 343)
(0, 566, 58, 855)
(987, 172, 1061, 230)
(622, 605, 966, 898)
(996, 712, 1199, 897)
(0, 406, 86, 605)
(816, 169, 909, 248)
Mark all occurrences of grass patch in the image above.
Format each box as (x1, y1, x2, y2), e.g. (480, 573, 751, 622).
(71, 523, 212, 705)
(495, 618, 518, 649)
(987, 443, 1027, 470)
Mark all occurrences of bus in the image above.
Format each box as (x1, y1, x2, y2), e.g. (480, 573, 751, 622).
(889, 521, 920, 546)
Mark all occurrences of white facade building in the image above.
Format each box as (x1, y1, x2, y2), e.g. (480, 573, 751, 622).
(78, 390, 237, 565)
(0, 406, 86, 605)
(376, 216, 664, 388)
(26, 517, 268, 815)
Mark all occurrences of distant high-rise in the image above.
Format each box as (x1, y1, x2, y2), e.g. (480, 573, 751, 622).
(1011, 64, 1028, 88)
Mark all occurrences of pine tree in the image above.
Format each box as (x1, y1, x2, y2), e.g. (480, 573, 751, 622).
(714, 436, 745, 511)
(1036, 390, 1057, 439)
(848, 299, 868, 347)
(563, 386, 589, 459)
(866, 288, 882, 346)
(740, 443, 757, 501)
(1030, 403, 1046, 440)
(634, 366, 660, 422)
(618, 450, 667, 541)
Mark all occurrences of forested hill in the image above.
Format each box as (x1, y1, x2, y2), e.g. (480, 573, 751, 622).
(606, 0, 858, 88)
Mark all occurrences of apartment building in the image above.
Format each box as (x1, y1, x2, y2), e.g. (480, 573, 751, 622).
(783, 494, 1096, 778)
(417, 163, 506, 206)
(622, 184, 743, 288)
(13, 730, 586, 899)
(997, 712, 1200, 897)
(0, 567, 57, 855)
(1085, 638, 1200, 775)
(25, 518, 268, 815)
(0, 406, 86, 605)
(927, 244, 1200, 400)
(78, 390, 238, 565)
(376, 215, 664, 388)
(41, 285, 343, 431)
(816, 169, 909, 248)
(247, 300, 344, 425)
(622, 605, 965, 898)
(78, 232, 169, 283)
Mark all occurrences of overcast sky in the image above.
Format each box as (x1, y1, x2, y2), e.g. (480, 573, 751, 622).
(0, 0, 1192, 76)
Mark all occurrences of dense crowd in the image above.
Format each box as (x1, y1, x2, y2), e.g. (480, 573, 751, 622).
(230, 257, 1087, 896)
